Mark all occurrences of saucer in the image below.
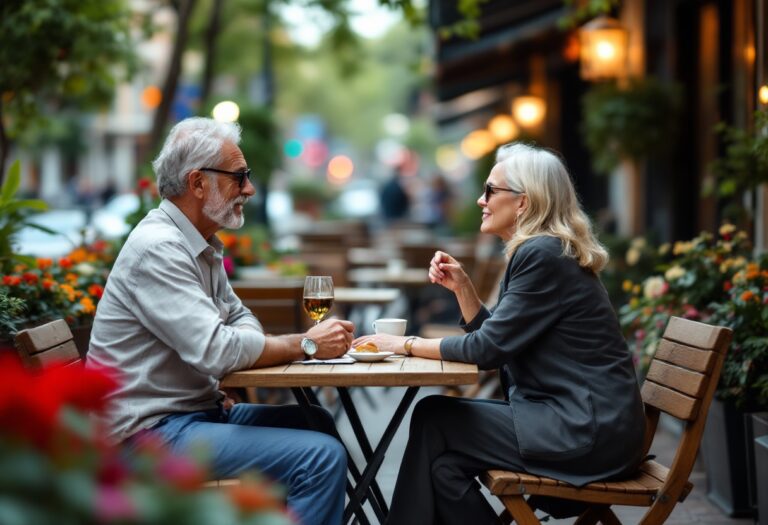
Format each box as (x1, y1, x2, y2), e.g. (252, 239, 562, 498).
(346, 351, 395, 362)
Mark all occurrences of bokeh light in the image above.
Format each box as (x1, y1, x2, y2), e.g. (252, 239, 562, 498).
(141, 86, 162, 109)
(302, 139, 328, 168)
(327, 155, 354, 182)
(382, 113, 410, 137)
(460, 130, 495, 160)
(759, 85, 768, 105)
(211, 100, 240, 122)
(512, 96, 546, 128)
(435, 145, 460, 171)
(488, 115, 519, 143)
(284, 139, 303, 158)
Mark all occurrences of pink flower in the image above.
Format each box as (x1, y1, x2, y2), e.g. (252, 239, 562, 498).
(682, 305, 700, 320)
(634, 329, 645, 341)
(156, 454, 206, 491)
(223, 256, 235, 277)
(95, 486, 137, 521)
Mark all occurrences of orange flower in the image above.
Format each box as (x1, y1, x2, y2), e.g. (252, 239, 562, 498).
(59, 257, 72, 269)
(741, 290, 755, 302)
(59, 284, 77, 302)
(36, 258, 53, 271)
(238, 235, 253, 250)
(217, 232, 237, 250)
(65, 272, 79, 285)
(42, 279, 56, 291)
(88, 284, 104, 299)
(68, 247, 89, 264)
(79, 297, 96, 315)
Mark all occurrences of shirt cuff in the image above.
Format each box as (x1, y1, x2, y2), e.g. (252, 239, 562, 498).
(459, 306, 490, 332)
(237, 328, 266, 368)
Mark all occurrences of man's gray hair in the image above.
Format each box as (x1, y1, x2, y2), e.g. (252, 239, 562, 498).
(152, 117, 242, 199)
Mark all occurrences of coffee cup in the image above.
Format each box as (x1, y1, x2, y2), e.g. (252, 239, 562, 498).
(372, 318, 407, 336)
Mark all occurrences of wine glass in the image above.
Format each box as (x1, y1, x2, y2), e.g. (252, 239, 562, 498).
(303, 275, 334, 325)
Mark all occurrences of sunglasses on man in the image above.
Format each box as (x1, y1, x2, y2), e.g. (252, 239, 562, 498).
(483, 182, 524, 202)
(199, 167, 252, 188)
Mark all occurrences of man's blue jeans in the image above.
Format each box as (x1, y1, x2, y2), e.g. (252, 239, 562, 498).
(149, 403, 347, 525)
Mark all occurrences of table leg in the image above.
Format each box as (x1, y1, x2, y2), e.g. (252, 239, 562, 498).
(341, 386, 420, 524)
(291, 387, 375, 525)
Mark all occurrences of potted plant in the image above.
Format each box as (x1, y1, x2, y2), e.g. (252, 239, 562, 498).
(619, 225, 767, 517)
(0, 290, 25, 351)
(0, 353, 292, 524)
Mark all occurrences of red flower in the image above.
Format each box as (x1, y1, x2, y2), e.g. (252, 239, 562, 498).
(2, 275, 21, 286)
(88, 284, 105, 299)
(22, 272, 38, 284)
(59, 257, 73, 269)
(138, 177, 152, 190)
(723, 281, 733, 291)
(155, 454, 207, 491)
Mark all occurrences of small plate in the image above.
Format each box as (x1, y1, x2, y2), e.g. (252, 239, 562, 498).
(347, 350, 395, 362)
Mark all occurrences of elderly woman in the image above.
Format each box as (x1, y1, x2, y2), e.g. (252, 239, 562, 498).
(352, 143, 645, 525)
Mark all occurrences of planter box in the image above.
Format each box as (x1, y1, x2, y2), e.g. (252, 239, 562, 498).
(701, 398, 756, 517)
(754, 414, 768, 524)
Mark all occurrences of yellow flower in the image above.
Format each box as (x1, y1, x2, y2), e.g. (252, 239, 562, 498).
(630, 237, 647, 249)
(626, 247, 640, 266)
(658, 243, 670, 255)
(719, 223, 736, 236)
(622, 280, 633, 292)
(673, 241, 694, 255)
(664, 266, 686, 281)
(629, 298, 639, 308)
(632, 285, 641, 295)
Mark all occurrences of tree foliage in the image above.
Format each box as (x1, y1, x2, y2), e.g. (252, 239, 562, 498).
(0, 0, 138, 179)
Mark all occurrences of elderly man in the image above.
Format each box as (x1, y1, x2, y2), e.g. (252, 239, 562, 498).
(87, 117, 353, 525)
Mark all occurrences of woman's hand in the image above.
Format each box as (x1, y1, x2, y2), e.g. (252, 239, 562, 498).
(351, 334, 409, 355)
(428, 251, 470, 294)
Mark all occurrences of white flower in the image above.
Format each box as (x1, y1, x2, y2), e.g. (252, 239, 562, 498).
(626, 247, 640, 266)
(643, 276, 668, 299)
(664, 265, 686, 281)
(75, 263, 96, 277)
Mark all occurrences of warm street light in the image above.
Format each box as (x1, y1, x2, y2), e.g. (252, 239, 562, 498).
(512, 96, 546, 129)
(579, 15, 628, 81)
(760, 85, 768, 105)
(488, 114, 520, 142)
(461, 130, 495, 160)
(212, 101, 240, 122)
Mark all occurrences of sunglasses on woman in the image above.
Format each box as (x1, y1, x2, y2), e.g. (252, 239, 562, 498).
(483, 182, 524, 202)
(199, 167, 252, 188)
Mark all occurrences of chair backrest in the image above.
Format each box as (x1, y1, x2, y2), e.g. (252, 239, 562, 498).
(232, 280, 308, 335)
(15, 319, 81, 369)
(640, 316, 732, 504)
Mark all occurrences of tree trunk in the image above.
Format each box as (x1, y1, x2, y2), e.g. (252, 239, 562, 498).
(147, 0, 198, 160)
(200, 0, 223, 108)
(0, 98, 8, 185)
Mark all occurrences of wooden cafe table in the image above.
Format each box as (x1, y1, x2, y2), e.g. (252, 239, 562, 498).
(221, 356, 479, 525)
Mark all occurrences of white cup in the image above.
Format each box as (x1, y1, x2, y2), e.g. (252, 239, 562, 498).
(372, 318, 407, 336)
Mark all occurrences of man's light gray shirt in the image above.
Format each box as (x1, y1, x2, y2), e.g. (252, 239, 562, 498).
(87, 199, 265, 442)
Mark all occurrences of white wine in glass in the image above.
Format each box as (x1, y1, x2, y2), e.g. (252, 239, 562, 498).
(303, 275, 334, 325)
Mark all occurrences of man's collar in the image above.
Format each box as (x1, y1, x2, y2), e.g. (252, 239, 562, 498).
(159, 199, 222, 256)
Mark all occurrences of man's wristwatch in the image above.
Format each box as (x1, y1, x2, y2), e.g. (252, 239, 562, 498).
(301, 337, 318, 359)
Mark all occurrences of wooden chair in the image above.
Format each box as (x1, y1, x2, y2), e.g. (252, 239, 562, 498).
(231, 280, 309, 335)
(482, 316, 733, 525)
(15, 319, 81, 369)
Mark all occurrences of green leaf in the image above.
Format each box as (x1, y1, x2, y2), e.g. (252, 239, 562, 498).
(0, 161, 21, 204)
(2, 199, 48, 214)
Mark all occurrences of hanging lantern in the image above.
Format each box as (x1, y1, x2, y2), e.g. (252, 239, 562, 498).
(579, 15, 628, 81)
(512, 96, 546, 129)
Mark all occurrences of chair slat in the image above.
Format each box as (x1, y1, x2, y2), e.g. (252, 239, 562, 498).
(15, 319, 73, 353)
(641, 380, 700, 420)
(663, 317, 726, 351)
(638, 460, 670, 483)
(645, 360, 707, 398)
(28, 341, 80, 368)
(654, 339, 715, 374)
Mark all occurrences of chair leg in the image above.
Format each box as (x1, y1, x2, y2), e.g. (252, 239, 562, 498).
(599, 507, 621, 525)
(574, 506, 604, 525)
(501, 495, 541, 525)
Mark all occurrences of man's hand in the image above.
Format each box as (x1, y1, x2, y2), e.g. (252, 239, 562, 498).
(306, 319, 355, 359)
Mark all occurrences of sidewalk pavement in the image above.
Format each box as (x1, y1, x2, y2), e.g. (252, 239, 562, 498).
(334, 386, 754, 524)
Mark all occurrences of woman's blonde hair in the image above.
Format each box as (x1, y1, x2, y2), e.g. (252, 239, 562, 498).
(496, 142, 608, 273)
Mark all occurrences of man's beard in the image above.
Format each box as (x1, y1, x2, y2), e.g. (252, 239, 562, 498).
(203, 182, 248, 229)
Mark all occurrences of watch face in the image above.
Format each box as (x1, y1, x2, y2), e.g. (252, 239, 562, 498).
(301, 337, 317, 356)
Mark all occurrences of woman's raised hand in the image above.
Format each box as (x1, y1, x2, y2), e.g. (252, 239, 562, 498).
(428, 251, 470, 293)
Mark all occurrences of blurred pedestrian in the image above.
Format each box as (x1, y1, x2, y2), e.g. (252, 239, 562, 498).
(380, 167, 410, 223)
